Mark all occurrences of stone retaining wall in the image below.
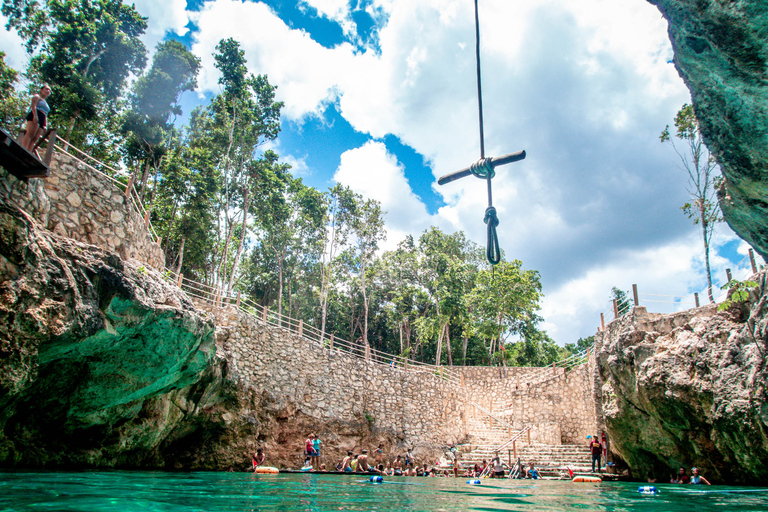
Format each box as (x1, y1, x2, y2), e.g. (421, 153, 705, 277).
(205, 304, 469, 452)
(1, 151, 164, 269)
(455, 365, 597, 445)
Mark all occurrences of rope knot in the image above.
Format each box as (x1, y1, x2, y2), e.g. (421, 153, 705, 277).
(470, 157, 495, 179)
(484, 206, 501, 264)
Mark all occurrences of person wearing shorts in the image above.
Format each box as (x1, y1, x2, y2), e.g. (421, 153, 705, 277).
(22, 84, 52, 153)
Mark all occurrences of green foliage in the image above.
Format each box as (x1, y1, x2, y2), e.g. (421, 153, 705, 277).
(0, 52, 25, 131)
(611, 287, 633, 316)
(717, 280, 758, 312)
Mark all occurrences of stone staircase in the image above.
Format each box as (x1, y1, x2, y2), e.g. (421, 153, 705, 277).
(459, 410, 596, 478)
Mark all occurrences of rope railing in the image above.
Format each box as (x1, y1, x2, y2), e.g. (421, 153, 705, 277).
(471, 402, 514, 431)
(53, 142, 160, 242)
(494, 425, 532, 453)
(177, 274, 462, 386)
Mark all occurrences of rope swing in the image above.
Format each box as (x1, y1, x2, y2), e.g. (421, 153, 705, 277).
(437, 0, 526, 266)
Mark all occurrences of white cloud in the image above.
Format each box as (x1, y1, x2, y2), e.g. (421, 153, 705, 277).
(0, 21, 28, 73)
(333, 140, 445, 250)
(132, 0, 190, 53)
(184, 0, 755, 344)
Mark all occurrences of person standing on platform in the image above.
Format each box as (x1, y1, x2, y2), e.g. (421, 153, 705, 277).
(21, 85, 52, 153)
(589, 435, 602, 473)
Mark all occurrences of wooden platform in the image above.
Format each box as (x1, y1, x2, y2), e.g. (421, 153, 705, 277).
(0, 127, 56, 182)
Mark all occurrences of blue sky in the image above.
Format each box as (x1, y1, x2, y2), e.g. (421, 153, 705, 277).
(1, 0, 761, 344)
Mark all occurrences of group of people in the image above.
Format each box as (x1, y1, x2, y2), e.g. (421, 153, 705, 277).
(667, 467, 711, 485)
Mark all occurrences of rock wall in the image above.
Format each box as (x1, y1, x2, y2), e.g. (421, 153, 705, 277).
(202, 304, 468, 468)
(648, 0, 768, 258)
(0, 202, 220, 469)
(0, 151, 164, 270)
(593, 292, 768, 485)
(454, 366, 597, 445)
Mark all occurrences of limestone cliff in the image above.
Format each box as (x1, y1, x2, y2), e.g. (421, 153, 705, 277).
(649, 0, 768, 258)
(594, 271, 768, 485)
(0, 202, 225, 468)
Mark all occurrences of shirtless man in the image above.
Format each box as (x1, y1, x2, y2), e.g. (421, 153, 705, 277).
(252, 448, 265, 470)
(404, 462, 417, 476)
(392, 455, 403, 475)
(358, 449, 371, 472)
(340, 451, 353, 472)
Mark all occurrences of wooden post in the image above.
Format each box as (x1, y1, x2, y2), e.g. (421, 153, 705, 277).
(516, 374, 520, 389)
(632, 284, 639, 306)
(236, 290, 241, 307)
(726, 268, 732, 282)
(508, 427, 512, 438)
(176, 271, 183, 288)
(124, 175, 136, 198)
(553, 361, 557, 375)
(143, 210, 150, 228)
(749, 248, 757, 273)
(263, 307, 268, 322)
(460, 373, 464, 388)
(527, 429, 531, 445)
(298, 320, 303, 337)
(330, 334, 334, 349)
(41, 128, 57, 166)
(694, 292, 700, 308)
(613, 299, 619, 318)
(513, 440, 517, 459)
(508, 450, 511, 466)
(600, 313, 605, 331)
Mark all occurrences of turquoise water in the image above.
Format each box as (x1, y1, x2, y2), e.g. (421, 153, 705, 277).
(2, 472, 768, 511)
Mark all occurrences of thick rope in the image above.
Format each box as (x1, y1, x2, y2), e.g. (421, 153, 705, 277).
(473, 0, 499, 265)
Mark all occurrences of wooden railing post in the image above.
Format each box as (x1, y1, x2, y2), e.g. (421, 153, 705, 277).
(632, 283, 639, 307)
(749, 248, 757, 273)
(552, 361, 556, 375)
(613, 299, 619, 318)
(694, 292, 700, 308)
(143, 210, 150, 228)
(600, 313, 605, 331)
(298, 320, 303, 337)
(124, 175, 135, 198)
(726, 268, 732, 282)
(263, 307, 268, 322)
(236, 290, 241, 308)
(330, 334, 334, 349)
(513, 440, 517, 459)
(527, 428, 531, 445)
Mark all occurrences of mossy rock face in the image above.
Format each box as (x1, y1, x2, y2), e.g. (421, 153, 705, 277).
(0, 203, 224, 468)
(649, 0, 768, 257)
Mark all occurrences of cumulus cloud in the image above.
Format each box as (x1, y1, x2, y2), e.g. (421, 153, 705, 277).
(133, 0, 190, 52)
(333, 140, 446, 250)
(184, 0, 749, 344)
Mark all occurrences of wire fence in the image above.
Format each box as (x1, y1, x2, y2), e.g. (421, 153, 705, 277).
(599, 249, 764, 330)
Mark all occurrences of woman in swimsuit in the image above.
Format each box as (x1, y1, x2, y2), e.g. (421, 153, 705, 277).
(21, 84, 52, 153)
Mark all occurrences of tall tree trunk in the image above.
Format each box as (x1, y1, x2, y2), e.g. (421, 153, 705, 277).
(399, 322, 403, 355)
(445, 322, 453, 366)
(175, 236, 185, 279)
(361, 259, 369, 347)
(139, 158, 151, 203)
(227, 186, 249, 296)
(462, 334, 469, 365)
(702, 209, 715, 303)
(435, 321, 443, 366)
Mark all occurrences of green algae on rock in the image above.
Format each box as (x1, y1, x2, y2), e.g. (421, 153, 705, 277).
(0, 203, 221, 468)
(648, 0, 768, 259)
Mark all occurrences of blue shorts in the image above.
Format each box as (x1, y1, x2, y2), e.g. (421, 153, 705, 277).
(344, 467, 352, 472)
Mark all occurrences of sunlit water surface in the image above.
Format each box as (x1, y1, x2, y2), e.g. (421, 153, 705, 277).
(2, 471, 768, 511)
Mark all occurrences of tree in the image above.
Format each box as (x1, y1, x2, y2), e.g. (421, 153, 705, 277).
(349, 197, 386, 352)
(5, 0, 149, 141)
(0, 52, 25, 131)
(661, 103, 722, 303)
(610, 286, 633, 316)
(123, 40, 200, 203)
(467, 260, 543, 370)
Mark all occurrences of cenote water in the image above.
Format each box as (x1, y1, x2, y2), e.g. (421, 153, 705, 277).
(2, 471, 768, 511)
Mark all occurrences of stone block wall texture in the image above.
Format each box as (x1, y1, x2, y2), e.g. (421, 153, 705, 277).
(1, 152, 164, 269)
(205, 304, 469, 450)
(454, 365, 598, 445)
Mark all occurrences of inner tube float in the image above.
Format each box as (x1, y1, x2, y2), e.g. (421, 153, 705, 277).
(254, 466, 279, 474)
(466, 479, 481, 485)
(572, 476, 602, 483)
(638, 486, 659, 495)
